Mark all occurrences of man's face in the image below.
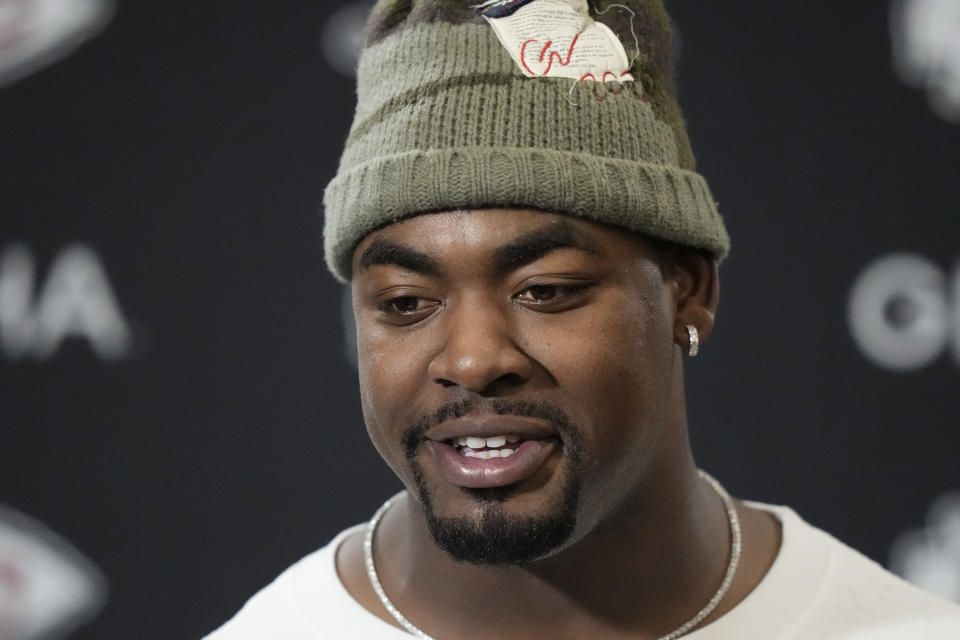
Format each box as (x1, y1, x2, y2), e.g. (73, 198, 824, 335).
(351, 209, 683, 564)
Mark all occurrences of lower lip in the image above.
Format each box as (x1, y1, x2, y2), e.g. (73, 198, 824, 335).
(426, 439, 560, 489)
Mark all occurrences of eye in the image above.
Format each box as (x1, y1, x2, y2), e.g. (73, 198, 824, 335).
(514, 282, 591, 310)
(522, 285, 562, 301)
(377, 295, 440, 324)
(385, 297, 421, 313)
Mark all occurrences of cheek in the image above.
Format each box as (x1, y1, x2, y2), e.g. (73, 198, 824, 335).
(519, 279, 675, 476)
(355, 318, 400, 457)
(357, 321, 431, 397)
(355, 317, 436, 469)
(522, 285, 673, 398)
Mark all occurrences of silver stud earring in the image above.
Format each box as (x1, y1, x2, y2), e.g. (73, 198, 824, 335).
(686, 325, 700, 357)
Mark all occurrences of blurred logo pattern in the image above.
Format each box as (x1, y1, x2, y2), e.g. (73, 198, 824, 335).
(0, 0, 113, 88)
(0, 243, 131, 361)
(848, 253, 959, 371)
(0, 505, 106, 640)
(891, 0, 960, 122)
(320, 2, 372, 77)
(890, 492, 960, 603)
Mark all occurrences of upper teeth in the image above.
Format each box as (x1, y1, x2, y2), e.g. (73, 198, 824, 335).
(455, 435, 521, 448)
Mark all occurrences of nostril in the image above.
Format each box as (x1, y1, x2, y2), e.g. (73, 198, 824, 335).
(495, 372, 524, 386)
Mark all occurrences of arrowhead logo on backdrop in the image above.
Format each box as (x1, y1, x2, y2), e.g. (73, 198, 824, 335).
(0, 0, 114, 89)
(0, 505, 107, 640)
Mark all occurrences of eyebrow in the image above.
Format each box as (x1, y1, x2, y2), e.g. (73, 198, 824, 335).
(357, 220, 602, 277)
(491, 220, 602, 273)
(358, 240, 442, 276)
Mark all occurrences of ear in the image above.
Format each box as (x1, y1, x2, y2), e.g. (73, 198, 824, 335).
(665, 248, 720, 352)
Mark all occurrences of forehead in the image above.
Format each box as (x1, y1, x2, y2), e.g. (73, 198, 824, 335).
(351, 208, 651, 275)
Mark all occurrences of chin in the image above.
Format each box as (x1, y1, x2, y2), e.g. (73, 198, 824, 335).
(412, 463, 583, 566)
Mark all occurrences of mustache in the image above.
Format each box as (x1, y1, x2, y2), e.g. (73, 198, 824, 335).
(401, 397, 578, 459)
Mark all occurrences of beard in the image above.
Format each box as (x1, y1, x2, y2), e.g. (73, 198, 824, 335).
(402, 397, 585, 565)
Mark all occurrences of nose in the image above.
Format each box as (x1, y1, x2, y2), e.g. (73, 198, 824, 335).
(427, 298, 534, 394)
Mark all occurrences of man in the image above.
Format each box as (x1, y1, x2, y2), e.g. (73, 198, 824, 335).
(208, 1, 960, 637)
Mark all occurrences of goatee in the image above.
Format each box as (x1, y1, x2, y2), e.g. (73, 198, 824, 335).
(402, 398, 585, 565)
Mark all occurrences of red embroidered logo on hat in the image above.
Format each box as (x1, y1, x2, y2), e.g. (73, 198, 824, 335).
(482, 0, 634, 84)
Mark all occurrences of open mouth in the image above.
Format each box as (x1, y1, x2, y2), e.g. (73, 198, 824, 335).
(448, 434, 525, 459)
(428, 434, 560, 489)
(422, 412, 564, 489)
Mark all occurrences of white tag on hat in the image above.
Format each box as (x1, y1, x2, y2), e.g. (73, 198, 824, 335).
(481, 0, 634, 83)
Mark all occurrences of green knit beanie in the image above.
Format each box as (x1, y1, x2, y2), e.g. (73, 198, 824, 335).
(323, 0, 729, 282)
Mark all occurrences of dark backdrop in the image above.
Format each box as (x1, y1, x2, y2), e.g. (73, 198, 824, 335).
(1, 1, 957, 638)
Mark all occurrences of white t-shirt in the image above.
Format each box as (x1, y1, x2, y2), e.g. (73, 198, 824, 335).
(205, 504, 960, 639)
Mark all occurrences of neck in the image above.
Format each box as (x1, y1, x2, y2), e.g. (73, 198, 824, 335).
(373, 452, 732, 639)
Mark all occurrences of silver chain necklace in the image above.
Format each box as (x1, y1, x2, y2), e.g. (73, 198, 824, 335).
(363, 469, 742, 640)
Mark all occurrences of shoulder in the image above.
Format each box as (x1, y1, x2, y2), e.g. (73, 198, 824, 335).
(756, 504, 960, 638)
(204, 525, 366, 640)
